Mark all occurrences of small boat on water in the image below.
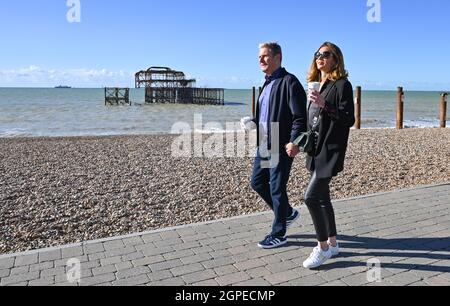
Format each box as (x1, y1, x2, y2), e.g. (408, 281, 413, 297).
(55, 85, 72, 89)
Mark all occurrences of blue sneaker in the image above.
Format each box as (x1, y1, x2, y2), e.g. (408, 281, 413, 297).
(257, 235, 287, 249)
(286, 209, 300, 229)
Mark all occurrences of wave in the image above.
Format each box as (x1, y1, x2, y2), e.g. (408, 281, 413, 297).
(404, 119, 440, 129)
(0, 129, 33, 138)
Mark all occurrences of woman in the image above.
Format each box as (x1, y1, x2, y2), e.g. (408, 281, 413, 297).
(288, 42, 355, 269)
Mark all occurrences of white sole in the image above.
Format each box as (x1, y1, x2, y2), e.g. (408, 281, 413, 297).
(303, 259, 330, 269)
(257, 240, 288, 249)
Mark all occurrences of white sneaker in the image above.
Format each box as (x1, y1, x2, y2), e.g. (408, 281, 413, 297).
(303, 247, 332, 269)
(328, 243, 340, 257)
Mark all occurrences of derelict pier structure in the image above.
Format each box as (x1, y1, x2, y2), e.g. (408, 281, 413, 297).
(135, 67, 224, 105)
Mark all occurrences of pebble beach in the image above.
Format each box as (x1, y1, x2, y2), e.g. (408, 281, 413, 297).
(1, 128, 449, 255)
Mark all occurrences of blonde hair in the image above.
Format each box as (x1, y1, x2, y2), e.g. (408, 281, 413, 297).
(307, 42, 348, 82)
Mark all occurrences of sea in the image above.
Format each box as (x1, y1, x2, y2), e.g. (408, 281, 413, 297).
(0, 88, 446, 138)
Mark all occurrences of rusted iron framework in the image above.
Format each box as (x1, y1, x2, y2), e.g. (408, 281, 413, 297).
(135, 67, 224, 105)
(105, 87, 130, 106)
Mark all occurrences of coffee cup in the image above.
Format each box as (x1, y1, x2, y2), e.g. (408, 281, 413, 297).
(308, 82, 320, 94)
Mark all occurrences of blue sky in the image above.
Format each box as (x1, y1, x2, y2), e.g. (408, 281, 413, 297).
(0, 0, 449, 90)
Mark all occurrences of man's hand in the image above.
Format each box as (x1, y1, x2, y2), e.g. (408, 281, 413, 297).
(285, 142, 300, 158)
(240, 117, 256, 131)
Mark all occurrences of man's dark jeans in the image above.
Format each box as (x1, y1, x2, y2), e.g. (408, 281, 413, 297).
(251, 148, 294, 238)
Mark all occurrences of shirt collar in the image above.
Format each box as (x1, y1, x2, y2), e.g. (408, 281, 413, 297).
(265, 67, 284, 83)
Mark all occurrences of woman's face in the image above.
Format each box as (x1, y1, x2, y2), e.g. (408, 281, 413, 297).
(315, 46, 336, 74)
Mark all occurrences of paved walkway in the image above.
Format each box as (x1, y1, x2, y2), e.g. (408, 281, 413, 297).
(1, 184, 449, 286)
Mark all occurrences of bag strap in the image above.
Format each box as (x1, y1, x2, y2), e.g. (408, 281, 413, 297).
(308, 80, 337, 131)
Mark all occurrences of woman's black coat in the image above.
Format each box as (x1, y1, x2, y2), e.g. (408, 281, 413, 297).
(306, 79, 355, 178)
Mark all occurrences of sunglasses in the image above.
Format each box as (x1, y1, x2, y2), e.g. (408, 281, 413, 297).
(315, 51, 334, 60)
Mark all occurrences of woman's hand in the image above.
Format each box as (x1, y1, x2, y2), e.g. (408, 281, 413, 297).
(309, 90, 326, 108)
(285, 143, 300, 158)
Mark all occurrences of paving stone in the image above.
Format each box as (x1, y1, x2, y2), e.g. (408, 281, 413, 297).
(1, 271, 40, 286)
(234, 278, 272, 286)
(88, 253, 106, 261)
(29, 277, 55, 286)
(148, 259, 183, 272)
(148, 277, 185, 286)
(163, 249, 195, 261)
(115, 261, 133, 271)
(384, 271, 422, 286)
(319, 267, 355, 282)
(104, 246, 136, 258)
(0, 269, 11, 278)
(215, 272, 251, 286)
(140, 246, 173, 257)
(181, 253, 212, 265)
(147, 270, 173, 282)
(191, 246, 214, 255)
(423, 275, 450, 286)
(29, 262, 54, 272)
(92, 265, 117, 276)
(62, 247, 84, 259)
(153, 238, 183, 248)
(14, 254, 38, 267)
(172, 241, 202, 252)
(245, 267, 273, 279)
(341, 273, 371, 286)
(132, 255, 165, 267)
(122, 237, 144, 246)
(287, 274, 327, 286)
(319, 280, 349, 286)
(116, 266, 150, 279)
(103, 240, 125, 251)
(0, 257, 15, 270)
(265, 260, 298, 273)
(201, 257, 235, 269)
(100, 256, 122, 266)
(192, 279, 220, 286)
(182, 269, 217, 284)
(214, 265, 238, 277)
(4, 282, 29, 286)
(264, 269, 304, 285)
(113, 274, 149, 286)
(39, 250, 62, 262)
(83, 243, 105, 254)
(41, 267, 66, 278)
(170, 263, 204, 277)
(141, 233, 162, 243)
(11, 266, 30, 275)
(79, 273, 116, 286)
(121, 252, 144, 262)
(159, 231, 180, 240)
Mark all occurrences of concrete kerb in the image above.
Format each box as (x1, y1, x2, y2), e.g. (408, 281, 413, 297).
(1, 182, 449, 260)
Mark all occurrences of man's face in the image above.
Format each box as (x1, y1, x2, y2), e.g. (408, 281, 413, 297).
(259, 47, 281, 76)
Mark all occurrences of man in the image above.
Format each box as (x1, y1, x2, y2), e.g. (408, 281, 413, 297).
(242, 42, 307, 249)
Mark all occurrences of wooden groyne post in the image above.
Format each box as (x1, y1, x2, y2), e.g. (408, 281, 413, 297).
(355, 86, 362, 129)
(396, 87, 404, 129)
(440, 92, 448, 128)
(252, 87, 256, 117)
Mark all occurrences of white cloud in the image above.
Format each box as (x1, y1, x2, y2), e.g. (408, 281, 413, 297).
(0, 67, 261, 89)
(0, 66, 134, 87)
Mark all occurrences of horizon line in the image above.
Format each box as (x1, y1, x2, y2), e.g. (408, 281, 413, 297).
(0, 86, 448, 93)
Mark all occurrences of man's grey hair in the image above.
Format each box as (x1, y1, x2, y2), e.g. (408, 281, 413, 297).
(259, 42, 282, 58)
